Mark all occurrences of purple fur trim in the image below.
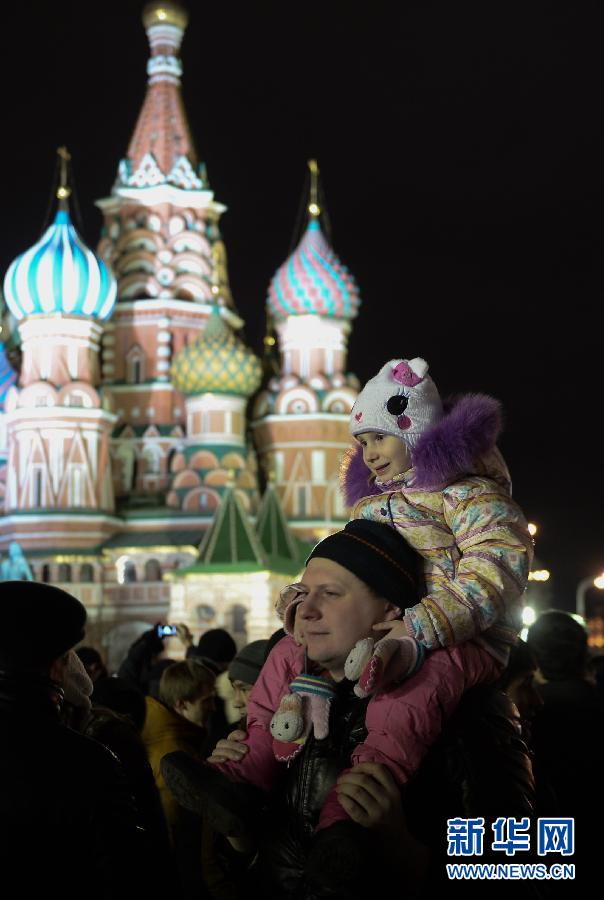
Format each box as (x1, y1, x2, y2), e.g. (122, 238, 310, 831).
(340, 443, 382, 506)
(339, 394, 503, 502)
(412, 394, 502, 489)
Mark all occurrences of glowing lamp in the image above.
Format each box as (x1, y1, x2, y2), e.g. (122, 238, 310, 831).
(522, 605, 537, 627)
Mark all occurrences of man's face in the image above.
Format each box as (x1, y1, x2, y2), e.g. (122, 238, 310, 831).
(297, 557, 397, 680)
(357, 432, 412, 482)
(176, 686, 215, 728)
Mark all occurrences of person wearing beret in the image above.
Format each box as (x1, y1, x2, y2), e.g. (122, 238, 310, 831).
(0, 581, 150, 898)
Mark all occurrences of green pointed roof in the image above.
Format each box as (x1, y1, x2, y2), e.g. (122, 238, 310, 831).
(195, 485, 267, 571)
(256, 482, 302, 568)
(171, 484, 309, 577)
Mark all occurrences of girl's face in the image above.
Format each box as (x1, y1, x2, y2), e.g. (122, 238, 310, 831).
(357, 432, 412, 481)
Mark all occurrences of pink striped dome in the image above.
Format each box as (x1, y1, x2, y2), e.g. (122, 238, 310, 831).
(267, 220, 361, 321)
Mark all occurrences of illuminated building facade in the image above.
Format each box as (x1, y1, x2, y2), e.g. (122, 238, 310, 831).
(0, 1, 360, 665)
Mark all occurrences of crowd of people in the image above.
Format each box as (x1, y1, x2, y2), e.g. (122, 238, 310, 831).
(1, 356, 602, 898)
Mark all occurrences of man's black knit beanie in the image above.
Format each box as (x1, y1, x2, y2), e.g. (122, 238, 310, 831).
(306, 519, 419, 611)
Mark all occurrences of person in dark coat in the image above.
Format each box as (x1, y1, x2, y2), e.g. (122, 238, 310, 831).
(528, 610, 604, 890)
(163, 523, 536, 899)
(0, 581, 147, 898)
(117, 624, 173, 697)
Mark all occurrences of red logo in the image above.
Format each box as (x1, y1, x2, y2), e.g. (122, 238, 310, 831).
(355, 412, 363, 422)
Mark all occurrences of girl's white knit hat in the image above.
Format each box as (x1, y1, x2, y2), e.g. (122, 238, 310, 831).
(349, 358, 443, 449)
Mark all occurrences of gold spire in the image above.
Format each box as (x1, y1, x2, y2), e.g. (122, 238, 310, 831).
(142, 1, 189, 31)
(308, 158, 321, 217)
(56, 146, 71, 204)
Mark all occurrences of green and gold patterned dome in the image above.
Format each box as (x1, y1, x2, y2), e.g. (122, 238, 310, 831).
(172, 312, 262, 397)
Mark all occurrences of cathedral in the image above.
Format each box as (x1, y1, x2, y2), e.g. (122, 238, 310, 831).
(0, 2, 361, 669)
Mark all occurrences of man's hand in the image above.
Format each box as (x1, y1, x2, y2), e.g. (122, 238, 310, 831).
(336, 762, 404, 830)
(175, 623, 193, 648)
(336, 763, 429, 884)
(207, 729, 249, 764)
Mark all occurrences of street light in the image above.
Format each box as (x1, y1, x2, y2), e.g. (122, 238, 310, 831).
(529, 569, 550, 582)
(522, 605, 537, 626)
(528, 523, 538, 538)
(575, 573, 604, 618)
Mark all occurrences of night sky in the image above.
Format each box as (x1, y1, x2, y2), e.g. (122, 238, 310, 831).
(3, 1, 604, 610)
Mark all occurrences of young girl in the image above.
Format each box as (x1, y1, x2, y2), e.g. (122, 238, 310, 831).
(164, 356, 532, 840)
(342, 356, 532, 667)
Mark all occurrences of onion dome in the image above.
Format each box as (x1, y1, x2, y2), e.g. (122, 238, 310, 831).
(0, 341, 16, 409)
(172, 312, 262, 397)
(267, 219, 361, 321)
(3, 208, 117, 322)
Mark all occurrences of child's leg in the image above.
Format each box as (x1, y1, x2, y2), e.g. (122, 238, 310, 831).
(318, 641, 502, 829)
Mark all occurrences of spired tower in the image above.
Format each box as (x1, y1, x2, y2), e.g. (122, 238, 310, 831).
(252, 161, 361, 540)
(95, 1, 241, 504)
(1, 149, 118, 550)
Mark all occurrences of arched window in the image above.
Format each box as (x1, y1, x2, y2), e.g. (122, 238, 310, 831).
(143, 445, 161, 475)
(32, 469, 44, 507)
(229, 604, 247, 637)
(126, 345, 145, 385)
(57, 563, 72, 582)
(116, 557, 138, 584)
(116, 445, 136, 494)
(80, 563, 94, 582)
(166, 448, 178, 473)
(144, 559, 162, 582)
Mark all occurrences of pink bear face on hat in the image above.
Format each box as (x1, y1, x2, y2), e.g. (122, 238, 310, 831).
(392, 360, 426, 387)
(389, 358, 430, 430)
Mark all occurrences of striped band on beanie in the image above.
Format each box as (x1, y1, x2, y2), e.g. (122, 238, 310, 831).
(306, 519, 419, 612)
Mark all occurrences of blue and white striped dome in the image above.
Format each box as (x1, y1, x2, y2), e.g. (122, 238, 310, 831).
(3, 209, 117, 321)
(0, 341, 16, 410)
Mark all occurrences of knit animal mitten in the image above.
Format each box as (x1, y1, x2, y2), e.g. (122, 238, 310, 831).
(270, 693, 310, 762)
(270, 673, 337, 762)
(344, 635, 424, 698)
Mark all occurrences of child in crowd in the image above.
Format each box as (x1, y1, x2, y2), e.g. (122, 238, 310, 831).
(163, 356, 532, 840)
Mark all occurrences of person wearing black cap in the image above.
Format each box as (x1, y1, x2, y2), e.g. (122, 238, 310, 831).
(161, 522, 423, 888)
(227, 639, 268, 725)
(0, 581, 149, 897)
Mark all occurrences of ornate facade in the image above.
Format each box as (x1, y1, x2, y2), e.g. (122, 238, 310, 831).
(0, 1, 361, 663)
